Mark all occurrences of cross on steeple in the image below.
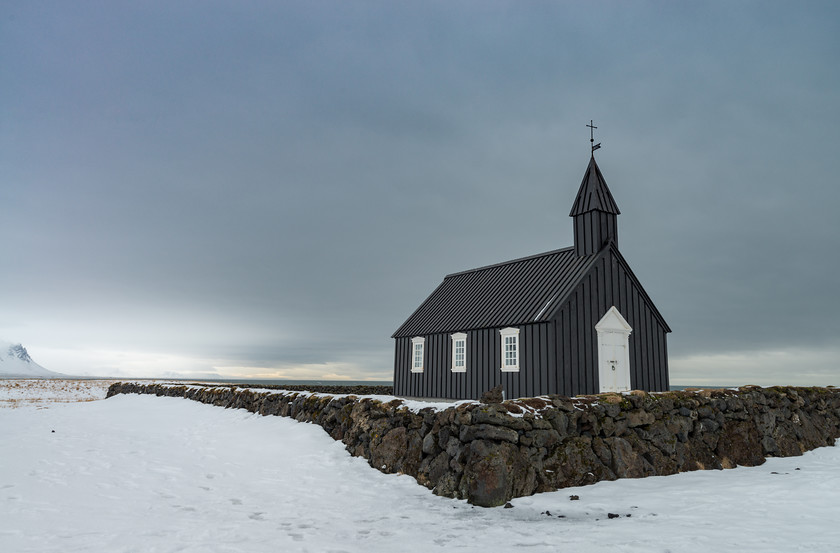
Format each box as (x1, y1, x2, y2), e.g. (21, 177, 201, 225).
(587, 120, 601, 155)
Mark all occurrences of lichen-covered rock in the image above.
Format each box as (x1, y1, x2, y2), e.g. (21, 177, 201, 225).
(625, 409, 656, 428)
(459, 423, 519, 444)
(471, 405, 531, 431)
(542, 436, 614, 488)
(604, 436, 651, 478)
(716, 420, 764, 468)
(458, 439, 532, 507)
(525, 429, 561, 449)
(680, 435, 723, 471)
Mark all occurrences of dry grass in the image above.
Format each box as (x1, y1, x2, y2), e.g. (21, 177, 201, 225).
(0, 379, 114, 409)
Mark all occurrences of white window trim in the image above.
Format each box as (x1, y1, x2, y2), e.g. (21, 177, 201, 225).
(451, 332, 467, 373)
(410, 337, 425, 373)
(499, 327, 520, 372)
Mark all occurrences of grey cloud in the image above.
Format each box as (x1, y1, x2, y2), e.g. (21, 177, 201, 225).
(2, 1, 839, 383)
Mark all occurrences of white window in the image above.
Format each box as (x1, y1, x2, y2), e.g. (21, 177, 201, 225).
(451, 332, 467, 372)
(411, 337, 425, 373)
(499, 327, 520, 372)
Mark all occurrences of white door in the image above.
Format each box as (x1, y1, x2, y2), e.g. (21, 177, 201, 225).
(595, 307, 632, 393)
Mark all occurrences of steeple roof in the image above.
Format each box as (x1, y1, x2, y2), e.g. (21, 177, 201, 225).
(569, 155, 620, 217)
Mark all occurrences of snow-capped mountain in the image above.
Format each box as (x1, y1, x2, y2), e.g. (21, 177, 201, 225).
(0, 341, 64, 378)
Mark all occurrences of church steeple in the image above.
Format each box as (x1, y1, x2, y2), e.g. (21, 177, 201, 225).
(569, 154, 620, 256)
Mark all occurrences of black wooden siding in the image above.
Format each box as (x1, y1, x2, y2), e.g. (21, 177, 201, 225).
(573, 210, 618, 257)
(394, 323, 557, 400)
(393, 245, 669, 400)
(550, 248, 669, 396)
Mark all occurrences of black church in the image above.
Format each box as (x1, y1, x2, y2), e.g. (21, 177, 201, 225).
(392, 144, 671, 400)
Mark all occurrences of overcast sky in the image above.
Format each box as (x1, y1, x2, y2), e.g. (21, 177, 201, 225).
(2, 1, 839, 386)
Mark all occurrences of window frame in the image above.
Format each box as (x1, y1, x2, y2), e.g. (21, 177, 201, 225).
(499, 327, 520, 372)
(410, 336, 425, 373)
(451, 332, 467, 373)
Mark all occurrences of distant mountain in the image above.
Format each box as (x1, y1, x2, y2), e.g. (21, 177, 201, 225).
(0, 341, 64, 378)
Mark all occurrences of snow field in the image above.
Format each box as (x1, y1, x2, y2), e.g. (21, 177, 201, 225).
(1, 386, 838, 552)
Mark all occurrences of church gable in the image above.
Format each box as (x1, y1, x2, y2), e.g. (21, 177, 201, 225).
(595, 305, 632, 333)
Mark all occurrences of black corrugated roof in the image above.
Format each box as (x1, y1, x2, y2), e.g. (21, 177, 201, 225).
(569, 156, 620, 216)
(392, 247, 602, 337)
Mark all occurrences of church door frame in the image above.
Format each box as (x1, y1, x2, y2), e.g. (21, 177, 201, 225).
(595, 306, 632, 393)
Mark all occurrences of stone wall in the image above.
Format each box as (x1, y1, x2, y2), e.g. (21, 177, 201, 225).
(177, 381, 392, 396)
(107, 382, 840, 507)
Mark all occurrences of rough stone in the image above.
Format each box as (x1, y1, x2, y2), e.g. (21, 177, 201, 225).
(480, 385, 504, 404)
(460, 423, 520, 444)
(459, 439, 531, 507)
(108, 382, 840, 509)
(716, 420, 764, 468)
(471, 406, 531, 431)
(625, 409, 656, 428)
(427, 451, 451, 485)
(525, 429, 561, 449)
(422, 431, 439, 455)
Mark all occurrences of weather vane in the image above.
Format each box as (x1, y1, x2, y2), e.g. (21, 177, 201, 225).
(587, 120, 601, 154)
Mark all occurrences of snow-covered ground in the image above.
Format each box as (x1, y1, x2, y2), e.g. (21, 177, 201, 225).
(1, 381, 838, 552)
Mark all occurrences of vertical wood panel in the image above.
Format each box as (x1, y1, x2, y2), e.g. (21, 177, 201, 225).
(659, 329, 667, 391)
(593, 265, 604, 393)
(646, 310, 656, 392)
(526, 325, 536, 397)
(487, 328, 494, 397)
(642, 310, 652, 390)
(394, 338, 402, 396)
(578, 288, 587, 394)
(394, 338, 401, 396)
(442, 333, 449, 397)
(562, 309, 571, 396)
(583, 279, 594, 394)
(476, 329, 484, 398)
(555, 313, 563, 396)
(541, 323, 552, 395)
(632, 277, 642, 389)
(481, 329, 488, 396)
(439, 333, 446, 398)
(651, 325, 660, 391)
(437, 334, 445, 399)
(611, 255, 620, 311)
(569, 295, 578, 395)
(478, 329, 486, 397)
(467, 331, 474, 398)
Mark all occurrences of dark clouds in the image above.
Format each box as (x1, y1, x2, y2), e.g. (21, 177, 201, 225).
(2, 1, 839, 383)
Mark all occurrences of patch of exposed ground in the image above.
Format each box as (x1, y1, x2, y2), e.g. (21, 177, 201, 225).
(0, 379, 113, 408)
